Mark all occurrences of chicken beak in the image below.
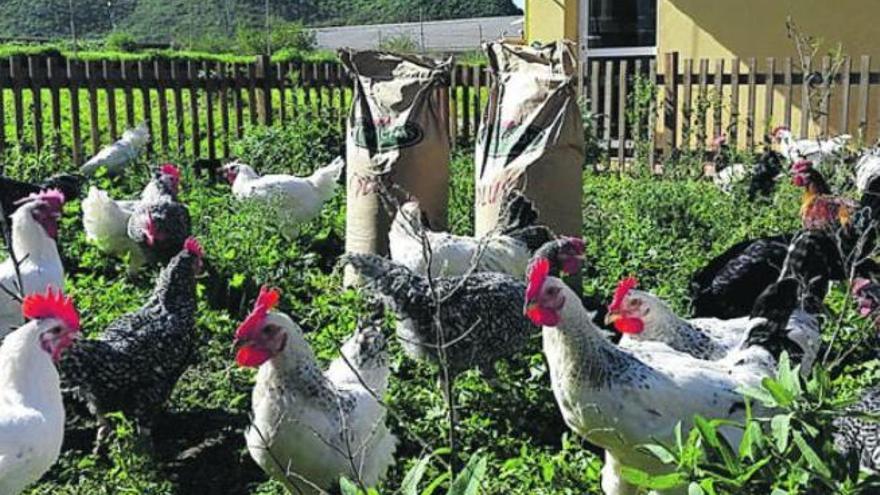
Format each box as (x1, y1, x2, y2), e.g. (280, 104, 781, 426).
(604, 312, 621, 326)
(232, 337, 247, 353)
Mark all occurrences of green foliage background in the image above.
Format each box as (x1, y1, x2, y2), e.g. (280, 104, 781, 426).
(0, 0, 522, 42)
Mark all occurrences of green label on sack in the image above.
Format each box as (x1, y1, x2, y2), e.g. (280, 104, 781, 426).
(354, 118, 424, 151)
(486, 121, 547, 159)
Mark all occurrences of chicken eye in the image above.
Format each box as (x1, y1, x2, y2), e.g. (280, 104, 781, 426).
(546, 287, 560, 296)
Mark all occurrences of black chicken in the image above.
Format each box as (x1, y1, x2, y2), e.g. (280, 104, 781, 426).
(690, 234, 793, 319)
(0, 173, 84, 219)
(689, 228, 876, 319)
(60, 237, 203, 451)
(747, 150, 785, 201)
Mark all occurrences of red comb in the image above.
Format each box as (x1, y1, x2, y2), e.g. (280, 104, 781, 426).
(21, 286, 80, 331)
(160, 163, 181, 181)
(184, 237, 204, 258)
(19, 188, 66, 208)
(526, 258, 550, 301)
(235, 286, 281, 340)
(772, 126, 789, 136)
(791, 160, 813, 173)
(608, 277, 638, 312)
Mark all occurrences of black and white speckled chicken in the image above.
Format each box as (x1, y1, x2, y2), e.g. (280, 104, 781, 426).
(527, 253, 808, 494)
(834, 387, 880, 472)
(126, 189, 192, 270)
(82, 164, 183, 274)
(60, 237, 203, 451)
(234, 288, 397, 494)
(0, 173, 84, 220)
(342, 238, 584, 380)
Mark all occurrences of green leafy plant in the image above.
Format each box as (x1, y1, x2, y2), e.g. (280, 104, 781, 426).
(340, 452, 487, 495)
(624, 354, 880, 494)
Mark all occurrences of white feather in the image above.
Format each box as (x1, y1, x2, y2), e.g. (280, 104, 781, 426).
(0, 320, 66, 495)
(0, 206, 64, 340)
(80, 123, 149, 176)
(389, 202, 531, 278)
(246, 314, 396, 494)
(229, 158, 344, 236)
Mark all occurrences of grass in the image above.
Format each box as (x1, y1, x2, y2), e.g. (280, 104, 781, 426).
(3, 110, 877, 494)
(0, 41, 338, 64)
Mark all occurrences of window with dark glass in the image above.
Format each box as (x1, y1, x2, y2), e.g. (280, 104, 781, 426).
(588, 0, 656, 48)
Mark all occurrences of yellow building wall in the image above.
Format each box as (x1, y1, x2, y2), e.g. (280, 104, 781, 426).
(525, 0, 580, 44)
(661, 0, 880, 145)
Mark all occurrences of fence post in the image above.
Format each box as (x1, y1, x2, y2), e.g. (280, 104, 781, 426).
(67, 59, 82, 165)
(663, 52, 679, 160)
(255, 55, 272, 126)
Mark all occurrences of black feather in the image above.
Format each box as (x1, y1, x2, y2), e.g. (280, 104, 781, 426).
(747, 150, 784, 201)
(690, 234, 792, 319)
(128, 200, 192, 265)
(498, 191, 554, 251)
(744, 278, 803, 360)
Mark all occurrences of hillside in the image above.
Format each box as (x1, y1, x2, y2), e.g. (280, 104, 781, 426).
(0, 0, 521, 43)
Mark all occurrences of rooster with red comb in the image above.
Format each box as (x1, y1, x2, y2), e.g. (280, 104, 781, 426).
(0, 287, 80, 494)
(524, 240, 820, 495)
(233, 287, 397, 494)
(790, 160, 858, 231)
(0, 189, 67, 340)
(60, 238, 203, 453)
(82, 163, 186, 274)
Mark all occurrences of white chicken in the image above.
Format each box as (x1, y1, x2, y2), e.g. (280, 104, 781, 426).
(0, 288, 80, 495)
(855, 147, 880, 194)
(390, 192, 553, 278)
(79, 122, 150, 177)
(0, 190, 66, 340)
(234, 288, 396, 494)
(773, 126, 850, 164)
(220, 157, 344, 236)
(525, 256, 809, 495)
(81, 164, 180, 273)
(604, 277, 821, 373)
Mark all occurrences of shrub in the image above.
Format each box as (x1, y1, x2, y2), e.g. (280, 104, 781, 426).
(236, 20, 316, 56)
(232, 113, 343, 175)
(104, 31, 139, 53)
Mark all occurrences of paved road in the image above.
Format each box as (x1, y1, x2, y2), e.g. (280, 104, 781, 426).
(311, 16, 523, 53)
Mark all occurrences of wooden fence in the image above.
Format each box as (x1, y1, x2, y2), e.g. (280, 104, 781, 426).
(0, 54, 498, 165)
(587, 53, 880, 167)
(2, 52, 880, 167)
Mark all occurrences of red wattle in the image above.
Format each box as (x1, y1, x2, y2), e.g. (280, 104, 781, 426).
(526, 306, 560, 327)
(614, 317, 645, 334)
(236, 346, 273, 367)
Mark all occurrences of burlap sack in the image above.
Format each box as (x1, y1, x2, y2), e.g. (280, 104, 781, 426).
(340, 50, 451, 285)
(474, 41, 584, 239)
